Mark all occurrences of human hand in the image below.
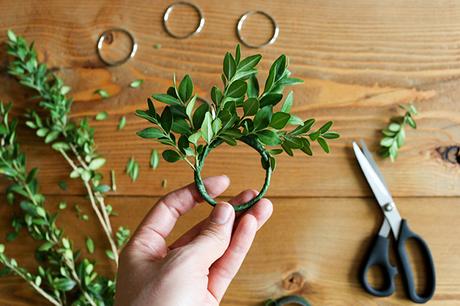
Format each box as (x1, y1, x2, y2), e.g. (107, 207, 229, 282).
(114, 175, 273, 306)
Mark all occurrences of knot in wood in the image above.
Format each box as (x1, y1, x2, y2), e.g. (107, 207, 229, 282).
(282, 272, 305, 291)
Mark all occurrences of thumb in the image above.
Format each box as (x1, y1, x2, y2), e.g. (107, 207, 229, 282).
(186, 202, 235, 267)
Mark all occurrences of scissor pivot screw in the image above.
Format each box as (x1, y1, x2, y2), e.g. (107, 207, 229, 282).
(384, 203, 394, 212)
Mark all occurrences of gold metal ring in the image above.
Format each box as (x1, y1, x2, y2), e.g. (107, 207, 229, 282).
(96, 28, 138, 67)
(236, 11, 279, 49)
(163, 1, 205, 39)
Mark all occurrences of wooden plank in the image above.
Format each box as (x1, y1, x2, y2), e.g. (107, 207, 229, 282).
(0, 196, 458, 305)
(0, 0, 460, 197)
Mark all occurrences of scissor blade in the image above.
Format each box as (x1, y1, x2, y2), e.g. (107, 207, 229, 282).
(359, 140, 388, 189)
(352, 142, 402, 238)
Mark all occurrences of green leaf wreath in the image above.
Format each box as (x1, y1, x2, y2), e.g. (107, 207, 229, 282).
(137, 45, 339, 211)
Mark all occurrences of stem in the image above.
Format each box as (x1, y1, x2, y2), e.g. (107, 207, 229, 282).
(2, 260, 62, 306)
(59, 150, 119, 266)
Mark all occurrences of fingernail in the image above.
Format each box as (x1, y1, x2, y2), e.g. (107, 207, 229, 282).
(211, 202, 232, 224)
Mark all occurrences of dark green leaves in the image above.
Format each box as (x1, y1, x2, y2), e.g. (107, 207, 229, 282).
(243, 98, 259, 116)
(178, 75, 193, 102)
(137, 127, 163, 139)
(152, 94, 181, 106)
(192, 103, 209, 128)
(223, 52, 236, 80)
(253, 106, 272, 131)
(270, 112, 290, 129)
(162, 150, 181, 163)
(257, 130, 281, 145)
(226, 80, 247, 98)
(160, 107, 173, 133)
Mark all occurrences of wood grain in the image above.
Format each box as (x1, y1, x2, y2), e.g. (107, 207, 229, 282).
(0, 196, 459, 305)
(0, 0, 459, 305)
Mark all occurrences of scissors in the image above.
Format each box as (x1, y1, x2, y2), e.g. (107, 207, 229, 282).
(352, 141, 436, 303)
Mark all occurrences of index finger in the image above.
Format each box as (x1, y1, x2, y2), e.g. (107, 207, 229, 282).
(126, 175, 230, 259)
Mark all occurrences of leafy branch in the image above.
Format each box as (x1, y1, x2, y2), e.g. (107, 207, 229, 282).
(136, 45, 339, 172)
(379, 103, 417, 161)
(0, 102, 112, 305)
(6, 30, 129, 266)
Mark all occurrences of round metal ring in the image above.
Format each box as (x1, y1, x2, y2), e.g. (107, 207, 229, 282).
(236, 11, 279, 49)
(96, 28, 138, 67)
(163, 1, 205, 39)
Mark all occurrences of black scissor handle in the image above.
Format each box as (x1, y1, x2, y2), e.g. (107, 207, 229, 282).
(360, 234, 398, 297)
(396, 219, 436, 304)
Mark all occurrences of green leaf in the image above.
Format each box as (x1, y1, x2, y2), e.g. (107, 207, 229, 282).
(178, 75, 193, 102)
(212, 118, 222, 134)
(247, 75, 259, 98)
(95, 89, 110, 99)
(86, 237, 95, 254)
(219, 135, 237, 146)
(380, 137, 394, 147)
(126, 157, 139, 182)
(137, 127, 164, 139)
(281, 91, 294, 113)
(253, 106, 272, 131)
(322, 132, 340, 139)
(130, 79, 144, 88)
(44, 131, 59, 143)
(211, 87, 223, 106)
(36, 128, 48, 137)
(237, 54, 262, 72)
(51, 142, 70, 151)
(95, 111, 108, 121)
(38, 242, 54, 252)
(201, 112, 214, 143)
(291, 118, 316, 136)
(150, 149, 159, 169)
(118, 116, 126, 130)
(186, 95, 197, 122)
(257, 130, 281, 145)
(88, 157, 106, 170)
(152, 94, 181, 106)
(188, 131, 201, 145)
(243, 98, 259, 116)
(260, 93, 283, 107)
(226, 80, 247, 98)
(388, 123, 401, 132)
(397, 128, 405, 147)
(160, 107, 173, 133)
(105, 250, 116, 261)
(407, 116, 417, 129)
(319, 121, 333, 133)
(223, 52, 236, 80)
(288, 115, 304, 125)
(162, 150, 181, 163)
(57, 180, 67, 191)
(54, 278, 76, 291)
(192, 103, 209, 128)
(270, 112, 290, 129)
(235, 44, 241, 64)
(7, 29, 17, 43)
(317, 137, 330, 153)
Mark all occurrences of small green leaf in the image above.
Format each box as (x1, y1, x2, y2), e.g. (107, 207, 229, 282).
(388, 123, 401, 132)
(95, 111, 108, 121)
(58, 180, 67, 191)
(85, 237, 95, 254)
(253, 106, 272, 131)
(178, 75, 193, 102)
(243, 98, 259, 116)
(212, 118, 222, 134)
(237, 54, 262, 72)
(186, 95, 197, 121)
(105, 250, 116, 261)
(257, 130, 281, 146)
(54, 278, 76, 291)
(211, 87, 223, 106)
(201, 112, 214, 143)
(407, 116, 416, 129)
(188, 131, 201, 145)
(59, 202, 67, 210)
(162, 150, 181, 163)
(152, 94, 181, 106)
(223, 52, 236, 80)
(281, 91, 294, 113)
(317, 137, 330, 153)
(150, 149, 159, 169)
(260, 93, 283, 107)
(7, 30, 17, 43)
(137, 127, 164, 139)
(380, 137, 394, 147)
(192, 103, 209, 128)
(118, 116, 126, 130)
(319, 121, 333, 133)
(322, 132, 340, 139)
(51, 142, 70, 151)
(226, 80, 247, 98)
(160, 107, 173, 133)
(270, 112, 290, 129)
(95, 89, 110, 99)
(130, 79, 144, 88)
(88, 157, 106, 170)
(247, 75, 259, 98)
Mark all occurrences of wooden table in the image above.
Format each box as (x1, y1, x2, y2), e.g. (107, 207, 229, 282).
(0, 1, 459, 305)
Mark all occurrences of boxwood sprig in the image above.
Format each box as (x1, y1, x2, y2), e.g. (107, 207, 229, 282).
(0, 102, 112, 306)
(137, 45, 339, 211)
(6, 30, 126, 265)
(379, 103, 417, 161)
